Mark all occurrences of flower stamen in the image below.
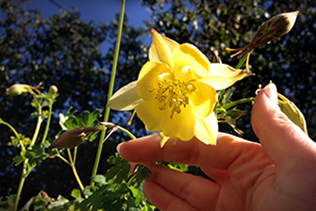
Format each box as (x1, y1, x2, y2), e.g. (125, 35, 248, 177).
(155, 79, 190, 119)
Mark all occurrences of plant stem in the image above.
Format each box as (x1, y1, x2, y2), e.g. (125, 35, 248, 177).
(0, 119, 19, 138)
(67, 149, 84, 191)
(90, 0, 125, 185)
(116, 125, 136, 140)
(235, 53, 248, 69)
(30, 106, 43, 147)
(41, 103, 53, 144)
(222, 97, 255, 110)
(13, 106, 43, 210)
(13, 161, 28, 211)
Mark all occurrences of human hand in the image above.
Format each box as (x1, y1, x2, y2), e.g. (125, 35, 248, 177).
(117, 84, 316, 211)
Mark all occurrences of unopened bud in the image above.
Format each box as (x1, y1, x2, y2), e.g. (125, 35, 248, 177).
(262, 11, 299, 39)
(5, 84, 33, 96)
(48, 125, 105, 150)
(278, 93, 308, 135)
(47, 85, 58, 99)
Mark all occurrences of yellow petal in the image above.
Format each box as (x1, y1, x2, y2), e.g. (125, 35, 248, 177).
(201, 64, 248, 90)
(107, 81, 142, 111)
(195, 112, 218, 145)
(158, 131, 170, 147)
(137, 61, 173, 100)
(148, 29, 178, 68)
(136, 100, 196, 141)
(172, 43, 211, 78)
(186, 81, 217, 118)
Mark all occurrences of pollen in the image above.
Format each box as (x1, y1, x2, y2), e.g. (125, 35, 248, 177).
(155, 79, 190, 119)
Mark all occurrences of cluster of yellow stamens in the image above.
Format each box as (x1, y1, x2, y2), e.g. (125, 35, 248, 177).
(155, 79, 190, 119)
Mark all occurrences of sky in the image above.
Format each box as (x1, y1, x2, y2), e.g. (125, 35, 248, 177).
(26, 0, 150, 27)
(26, 0, 152, 54)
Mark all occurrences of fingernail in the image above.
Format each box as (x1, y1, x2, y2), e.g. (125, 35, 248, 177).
(263, 83, 278, 106)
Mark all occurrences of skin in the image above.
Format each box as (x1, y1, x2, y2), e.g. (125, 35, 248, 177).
(117, 84, 316, 211)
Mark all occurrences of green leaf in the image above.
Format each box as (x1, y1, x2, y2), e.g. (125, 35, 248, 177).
(91, 174, 107, 186)
(23, 145, 49, 166)
(12, 155, 25, 166)
(132, 164, 152, 187)
(105, 153, 131, 184)
(87, 109, 103, 126)
(71, 189, 82, 199)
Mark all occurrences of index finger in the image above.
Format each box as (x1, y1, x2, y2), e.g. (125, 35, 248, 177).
(117, 133, 263, 170)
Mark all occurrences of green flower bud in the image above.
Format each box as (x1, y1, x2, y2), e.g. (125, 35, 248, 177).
(48, 125, 105, 150)
(278, 93, 308, 135)
(5, 84, 33, 96)
(47, 85, 58, 99)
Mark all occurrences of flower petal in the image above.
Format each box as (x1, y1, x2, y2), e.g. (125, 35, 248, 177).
(195, 112, 218, 145)
(148, 29, 178, 68)
(158, 131, 170, 147)
(201, 64, 248, 90)
(107, 81, 142, 111)
(187, 81, 217, 118)
(137, 61, 173, 100)
(172, 43, 211, 78)
(136, 100, 196, 141)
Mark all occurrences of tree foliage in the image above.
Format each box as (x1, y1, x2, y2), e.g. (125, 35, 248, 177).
(0, 0, 316, 209)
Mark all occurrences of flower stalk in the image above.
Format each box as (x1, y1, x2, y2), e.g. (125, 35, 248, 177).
(90, 0, 125, 185)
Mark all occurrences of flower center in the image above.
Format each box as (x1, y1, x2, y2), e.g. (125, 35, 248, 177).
(155, 79, 191, 119)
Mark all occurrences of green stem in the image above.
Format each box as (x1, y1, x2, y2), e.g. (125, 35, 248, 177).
(90, 0, 125, 185)
(0, 120, 19, 138)
(13, 161, 28, 211)
(222, 97, 255, 110)
(56, 153, 71, 166)
(67, 149, 84, 191)
(116, 125, 136, 140)
(41, 103, 53, 144)
(13, 106, 43, 210)
(30, 106, 43, 147)
(235, 53, 248, 69)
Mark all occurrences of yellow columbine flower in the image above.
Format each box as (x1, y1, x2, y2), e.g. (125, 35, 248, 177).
(108, 29, 248, 146)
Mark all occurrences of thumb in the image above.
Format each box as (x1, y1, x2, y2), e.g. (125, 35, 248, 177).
(251, 83, 315, 166)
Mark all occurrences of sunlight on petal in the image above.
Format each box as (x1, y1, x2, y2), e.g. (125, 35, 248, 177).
(172, 44, 211, 78)
(195, 112, 218, 145)
(148, 29, 177, 68)
(107, 81, 142, 111)
(201, 64, 248, 90)
(187, 81, 217, 118)
(136, 100, 165, 132)
(161, 105, 196, 141)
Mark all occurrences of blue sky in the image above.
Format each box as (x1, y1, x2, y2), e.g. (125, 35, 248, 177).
(27, 0, 150, 27)
(26, 0, 152, 56)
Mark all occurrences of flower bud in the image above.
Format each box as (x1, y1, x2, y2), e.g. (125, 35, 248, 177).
(47, 85, 58, 99)
(278, 93, 308, 134)
(5, 84, 33, 96)
(261, 11, 299, 40)
(48, 125, 105, 150)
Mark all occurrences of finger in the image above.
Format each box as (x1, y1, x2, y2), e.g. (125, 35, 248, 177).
(117, 133, 262, 170)
(251, 83, 316, 166)
(143, 180, 199, 211)
(143, 164, 219, 211)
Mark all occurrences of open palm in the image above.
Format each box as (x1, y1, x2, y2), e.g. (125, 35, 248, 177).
(118, 84, 316, 211)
